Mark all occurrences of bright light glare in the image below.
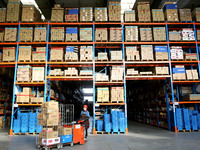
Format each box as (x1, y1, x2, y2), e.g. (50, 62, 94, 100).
(84, 96, 93, 101)
(83, 88, 93, 94)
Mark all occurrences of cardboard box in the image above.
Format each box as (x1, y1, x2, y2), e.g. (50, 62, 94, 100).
(3, 47, 15, 62)
(97, 87, 109, 102)
(17, 65, 32, 82)
(164, 9, 179, 22)
(4, 28, 17, 42)
(95, 28, 107, 41)
(65, 46, 78, 61)
(197, 30, 200, 41)
(51, 27, 64, 41)
(152, 9, 165, 22)
(126, 47, 140, 61)
(34, 27, 47, 42)
(141, 45, 154, 61)
(40, 131, 58, 139)
(51, 4, 64, 22)
(50, 48, 63, 61)
(111, 51, 122, 61)
(97, 52, 108, 60)
(169, 30, 181, 41)
(95, 73, 109, 81)
(124, 11, 136, 22)
(64, 67, 78, 76)
(80, 70, 93, 76)
(32, 47, 46, 62)
(111, 87, 124, 102)
(155, 67, 169, 75)
(154, 46, 168, 60)
(186, 70, 193, 80)
(80, 7, 93, 22)
(182, 28, 195, 41)
(192, 8, 200, 22)
(95, 7, 107, 22)
(21, 5, 41, 22)
(0, 8, 6, 22)
(137, 2, 151, 22)
(170, 46, 183, 60)
(110, 66, 124, 81)
(179, 9, 192, 22)
(30, 97, 44, 103)
(65, 8, 78, 22)
(80, 28, 92, 41)
(126, 68, 139, 76)
(172, 66, 186, 80)
(140, 28, 152, 41)
(125, 26, 138, 42)
(66, 27, 78, 42)
(185, 53, 197, 60)
(110, 27, 122, 42)
(18, 46, 32, 62)
(16, 87, 33, 103)
(80, 46, 93, 61)
(153, 27, 166, 41)
(61, 127, 72, 135)
(192, 69, 199, 80)
(50, 69, 64, 76)
(19, 27, 33, 42)
(0, 31, 4, 42)
(184, 94, 200, 101)
(32, 67, 44, 81)
(6, 1, 21, 22)
(108, 2, 121, 21)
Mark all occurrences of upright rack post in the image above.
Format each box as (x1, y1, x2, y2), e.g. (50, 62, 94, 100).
(93, 21, 96, 134)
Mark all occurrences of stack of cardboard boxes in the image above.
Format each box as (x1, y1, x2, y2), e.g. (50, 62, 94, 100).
(51, 27, 64, 42)
(124, 11, 136, 22)
(169, 30, 181, 41)
(182, 28, 195, 41)
(18, 46, 32, 62)
(95, 28, 107, 41)
(127, 68, 139, 76)
(65, 8, 78, 22)
(155, 67, 169, 75)
(153, 27, 166, 41)
(32, 67, 44, 82)
(137, 2, 151, 22)
(97, 52, 108, 61)
(111, 51, 122, 61)
(66, 27, 78, 42)
(65, 46, 78, 61)
(17, 65, 32, 82)
(0, 31, 4, 42)
(34, 27, 47, 42)
(50, 69, 64, 76)
(32, 47, 46, 62)
(152, 9, 165, 22)
(140, 28, 152, 41)
(163, 3, 179, 22)
(192, 8, 200, 22)
(111, 87, 124, 102)
(16, 87, 33, 103)
(110, 27, 122, 41)
(170, 46, 183, 60)
(80, 7, 93, 22)
(0, 8, 6, 22)
(179, 9, 192, 22)
(38, 101, 60, 145)
(51, 4, 64, 22)
(97, 87, 109, 103)
(197, 30, 200, 40)
(80, 28, 92, 41)
(141, 45, 154, 61)
(185, 53, 197, 60)
(186, 69, 199, 80)
(3, 47, 15, 62)
(80, 46, 93, 61)
(154, 46, 168, 61)
(126, 47, 140, 61)
(21, 5, 41, 22)
(6, 0, 21, 22)
(95, 7, 108, 21)
(110, 66, 124, 81)
(4, 28, 17, 42)
(173, 65, 186, 80)
(95, 73, 109, 81)
(50, 48, 63, 61)
(30, 90, 44, 103)
(80, 70, 93, 76)
(19, 27, 33, 42)
(108, 2, 121, 21)
(64, 68, 78, 76)
(125, 26, 138, 41)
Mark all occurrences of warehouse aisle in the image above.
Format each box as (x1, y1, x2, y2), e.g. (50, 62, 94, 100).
(1, 121, 200, 150)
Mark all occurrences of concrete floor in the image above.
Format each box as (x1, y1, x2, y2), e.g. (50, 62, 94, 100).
(0, 121, 200, 150)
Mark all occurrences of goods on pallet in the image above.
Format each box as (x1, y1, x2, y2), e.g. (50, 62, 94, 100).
(170, 46, 183, 60)
(179, 9, 192, 22)
(181, 28, 195, 41)
(21, 5, 41, 22)
(34, 27, 47, 42)
(6, 0, 21, 22)
(126, 47, 140, 61)
(65, 8, 78, 22)
(169, 30, 181, 41)
(141, 45, 153, 61)
(137, 2, 151, 22)
(97, 52, 108, 61)
(0, 8, 6, 22)
(153, 27, 166, 41)
(186, 69, 199, 80)
(197, 30, 200, 40)
(108, 2, 121, 21)
(172, 65, 186, 80)
(155, 67, 169, 75)
(125, 26, 138, 42)
(127, 68, 139, 76)
(111, 87, 124, 102)
(80, 70, 93, 76)
(50, 69, 64, 76)
(124, 11, 136, 22)
(184, 94, 200, 101)
(19, 27, 33, 42)
(95, 7, 108, 21)
(3, 47, 15, 62)
(140, 28, 152, 41)
(163, 3, 179, 22)
(4, 28, 17, 41)
(0, 31, 4, 42)
(185, 53, 197, 60)
(66, 27, 78, 42)
(110, 66, 124, 81)
(152, 9, 165, 22)
(32, 47, 46, 62)
(32, 67, 44, 82)
(16, 87, 32, 103)
(95, 28, 108, 42)
(51, 27, 64, 41)
(111, 51, 122, 61)
(17, 65, 32, 82)
(18, 46, 32, 62)
(97, 87, 109, 103)
(65, 46, 78, 61)
(64, 68, 78, 76)
(50, 48, 63, 61)
(192, 8, 200, 22)
(51, 4, 64, 22)
(80, 46, 93, 61)
(80, 28, 92, 41)
(95, 73, 109, 81)
(110, 27, 122, 42)
(154, 46, 168, 61)
(80, 7, 93, 22)
(30, 97, 44, 103)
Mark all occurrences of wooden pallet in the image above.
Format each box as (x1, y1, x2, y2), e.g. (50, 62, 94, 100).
(19, 40, 33, 42)
(97, 101, 109, 103)
(96, 80, 109, 82)
(156, 73, 169, 75)
(155, 59, 169, 61)
(185, 59, 198, 61)
(96, 59, 108, 61)
(66, 40, 78, 42)
(110, 60, 123, 61)
(80, 74, 93, 76)
(16, 81, 31, 83)
(177, 130, 185, 132)
(34, 40, 46, 42)
(125, 40, 138, 42)
(126, 74, 139, 76)
(31, 80, 45, 83)
(18, 60, 31, 62)
(51, 40, 64, 42)
(192, 130, 199, 132)
(64, 60, 78, 62)
(32, 60, 45, 62)
(80, 60, 93, 62)
(95, 131, 105, 134)
(13, 132, 39, 135)
(112, 132, 120, 134)
(185, 130, 191, 132)
(50, 60, 63, 62)
(65, 74, 78, 77)
(16, 102, 29, 104)
(110, 80, 124, 82)
(3, 60, 15, 62)
(96, 40, 108, 42)
(31, 102, 43, 104)
(141, 59, 154, 61)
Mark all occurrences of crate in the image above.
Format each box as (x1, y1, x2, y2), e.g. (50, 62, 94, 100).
(18, 46, 32, 62)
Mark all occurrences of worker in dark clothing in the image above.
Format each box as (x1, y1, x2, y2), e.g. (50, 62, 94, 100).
(80, 105, 90, 138)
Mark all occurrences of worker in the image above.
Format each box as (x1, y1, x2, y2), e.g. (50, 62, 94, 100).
(80, 105, 90, 138)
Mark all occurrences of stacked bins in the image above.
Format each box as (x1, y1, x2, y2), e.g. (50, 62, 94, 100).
(20, 113, 29, 133)
(191, 111, 198, 130)
(13, 119, 20, 133)
(118, 112, 125, 132)
(198, 114, 200, 129)
(29, 112, 37, 133)
(183, 108, 191, 130)
(111, 110, 118, 132)
(104, 114, 111, 132)
(97, 120, 103, 131)
(176, 108, 183, 130)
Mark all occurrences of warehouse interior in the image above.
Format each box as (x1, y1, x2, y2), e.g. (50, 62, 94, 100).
(1, 0, 200, 149)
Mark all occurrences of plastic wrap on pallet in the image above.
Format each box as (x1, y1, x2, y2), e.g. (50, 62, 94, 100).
(176, 108, 184, 130)
(13, 119, 20, 133)
(20, 113, 29, 133)
(97, 120, 103, 131)
(183, 108, 191, 130)
(111, 110, 118, 132)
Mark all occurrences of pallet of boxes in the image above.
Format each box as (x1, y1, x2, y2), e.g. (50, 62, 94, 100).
(172, 65, 186, 80)
(192, 8, 200, 22)
(163, 2, 179, 22)
(6, 0, 21, 22)
(137, 2, 151, 22)
(51, 4, 64, 22)
(3, 47, 15, 62)
(21, 5, 41, 22)
(111, 87, 124, 103)
(37, 101, 60, 147)
(97, 87, 109, 103)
